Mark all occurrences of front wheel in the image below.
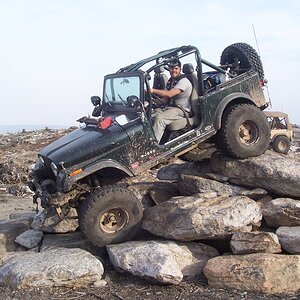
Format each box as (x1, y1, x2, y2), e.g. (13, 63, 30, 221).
(272, 135, 291, 154)
(78, 185, 143, 247)
(218, 104, 270, 158)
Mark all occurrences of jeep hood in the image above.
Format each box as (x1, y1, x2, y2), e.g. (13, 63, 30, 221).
(39, 125, 128, 167)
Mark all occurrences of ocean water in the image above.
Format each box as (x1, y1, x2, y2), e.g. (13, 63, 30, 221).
(0, 124, 68, 134)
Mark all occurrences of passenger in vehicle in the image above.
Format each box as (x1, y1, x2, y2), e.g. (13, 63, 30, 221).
(149, 59, 192, 143)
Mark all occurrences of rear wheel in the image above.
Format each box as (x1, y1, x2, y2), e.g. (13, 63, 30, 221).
(220, 43, 264, 80)
(180, 143, 217, 162)
(218, 104, 270, 158)
(272, 135, 290, 154)
(78, 185, 143, 247)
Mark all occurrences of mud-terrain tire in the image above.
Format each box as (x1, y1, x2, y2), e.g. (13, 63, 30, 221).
(272, 135, 290, 154)
(78, 185, 143, 247)
(220, 43, 264, 80)
(218, 104, 270, 158)
(181, 143, 217, 162)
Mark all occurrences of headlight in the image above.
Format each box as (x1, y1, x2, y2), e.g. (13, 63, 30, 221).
(51, 162, 58, 177)
(32, 156, 47, 180)
(33, 156, 45, 172)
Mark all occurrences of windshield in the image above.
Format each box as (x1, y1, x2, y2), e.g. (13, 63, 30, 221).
(103, 75, 141, 105)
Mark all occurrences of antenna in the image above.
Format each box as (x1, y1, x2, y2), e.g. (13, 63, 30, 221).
(252, 24, 261, 57)
(252, 24, 272, 108)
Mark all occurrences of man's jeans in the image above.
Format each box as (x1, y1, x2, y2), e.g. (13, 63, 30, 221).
(153, 107, 185, 143)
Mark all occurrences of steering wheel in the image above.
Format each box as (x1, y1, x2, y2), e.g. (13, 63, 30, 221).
(152, 94, 166, 109)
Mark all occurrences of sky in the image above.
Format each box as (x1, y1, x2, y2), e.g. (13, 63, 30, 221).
(0, 0, 300, 128)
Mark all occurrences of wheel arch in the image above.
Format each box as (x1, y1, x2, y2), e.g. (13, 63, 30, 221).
(63, 160, 133, 191)
(214, 93, 257, 130)
(270, 133, 282, 143)
(270, 133, 292, 143)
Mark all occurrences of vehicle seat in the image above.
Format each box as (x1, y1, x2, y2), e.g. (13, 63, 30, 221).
(167, 63, 201, 131)
(153, 66, 168, 90)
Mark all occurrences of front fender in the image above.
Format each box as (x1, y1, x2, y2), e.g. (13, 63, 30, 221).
(60, 160, 134, 192)
(213, 92, 254, 130)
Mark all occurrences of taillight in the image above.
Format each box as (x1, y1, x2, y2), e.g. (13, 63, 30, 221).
(260, 78, 268, 86)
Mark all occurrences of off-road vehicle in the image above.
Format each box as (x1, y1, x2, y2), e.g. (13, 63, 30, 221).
(29, 43, 271, 247)
(264, 111, 293, 154)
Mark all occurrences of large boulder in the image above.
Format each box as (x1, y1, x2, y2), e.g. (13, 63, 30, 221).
(142, 194, 262, 241)
(230, 231, 281, 254)
(276, 226, 300, 254)
(204, 253, 300, 294)
(262, 198, 300, 227)
(0, 248, 104, 288)
(177, 174, 246, 196)
(40, 231, 104, 257)
(211, 151, 300, 198)
(107, 240, 218, 285)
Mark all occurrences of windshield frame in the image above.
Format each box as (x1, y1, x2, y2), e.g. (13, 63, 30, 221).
(102, 71, 144, 107)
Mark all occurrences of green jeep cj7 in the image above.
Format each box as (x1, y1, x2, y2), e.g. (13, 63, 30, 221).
(29, 43, 271, 247)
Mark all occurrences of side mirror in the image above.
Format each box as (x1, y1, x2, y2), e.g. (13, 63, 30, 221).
(91, 96, 101, 106)
(91, 96, 102, 117)
(127, 95, 141, 108)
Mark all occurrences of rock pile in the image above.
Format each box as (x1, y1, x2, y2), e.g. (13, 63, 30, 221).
(0, 128, 75, 194)
(1, 128, 300, 295)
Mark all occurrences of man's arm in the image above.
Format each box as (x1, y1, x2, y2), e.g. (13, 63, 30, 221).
(150, 87, 182, 98)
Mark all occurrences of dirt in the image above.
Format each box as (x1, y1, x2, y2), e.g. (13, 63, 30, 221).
(0, 128, 299, 299)
(0, 268, 293, 300)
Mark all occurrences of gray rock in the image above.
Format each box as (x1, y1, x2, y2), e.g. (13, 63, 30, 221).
(148, 181, 179, 204)
(107, 240, 218, 285)
(256, 195, 273, 208)
(230, 231, 281, 254)
(206, 173, 229, 183)
(276, 226, 300, 254)
(15, 229, 44, 249)
(239, 188, 268, 201)
(0, 248, 104, 288)
(0, 221, 30, 254)
(211, 151, 300, 198)
(157, 159, 211, 181)
(31, 207, 78, 233)
(40, 231, 104, 257)
(142, 194, 262, 241)
(126, 180, 178, 207)
(262, 198, 300, 227)
(177, 173, 247, 196)
(204, 254, 300, 294)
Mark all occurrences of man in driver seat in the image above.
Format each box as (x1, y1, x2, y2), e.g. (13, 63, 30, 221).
(149, 59, 192, 143)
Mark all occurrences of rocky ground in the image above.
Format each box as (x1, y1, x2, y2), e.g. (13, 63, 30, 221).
(0, 127, 300, 299)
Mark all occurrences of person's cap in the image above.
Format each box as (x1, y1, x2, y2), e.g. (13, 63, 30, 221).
(168, 58, 181, 68)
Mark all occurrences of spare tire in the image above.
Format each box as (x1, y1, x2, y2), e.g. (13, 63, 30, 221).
(220, 43, 264, 80)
